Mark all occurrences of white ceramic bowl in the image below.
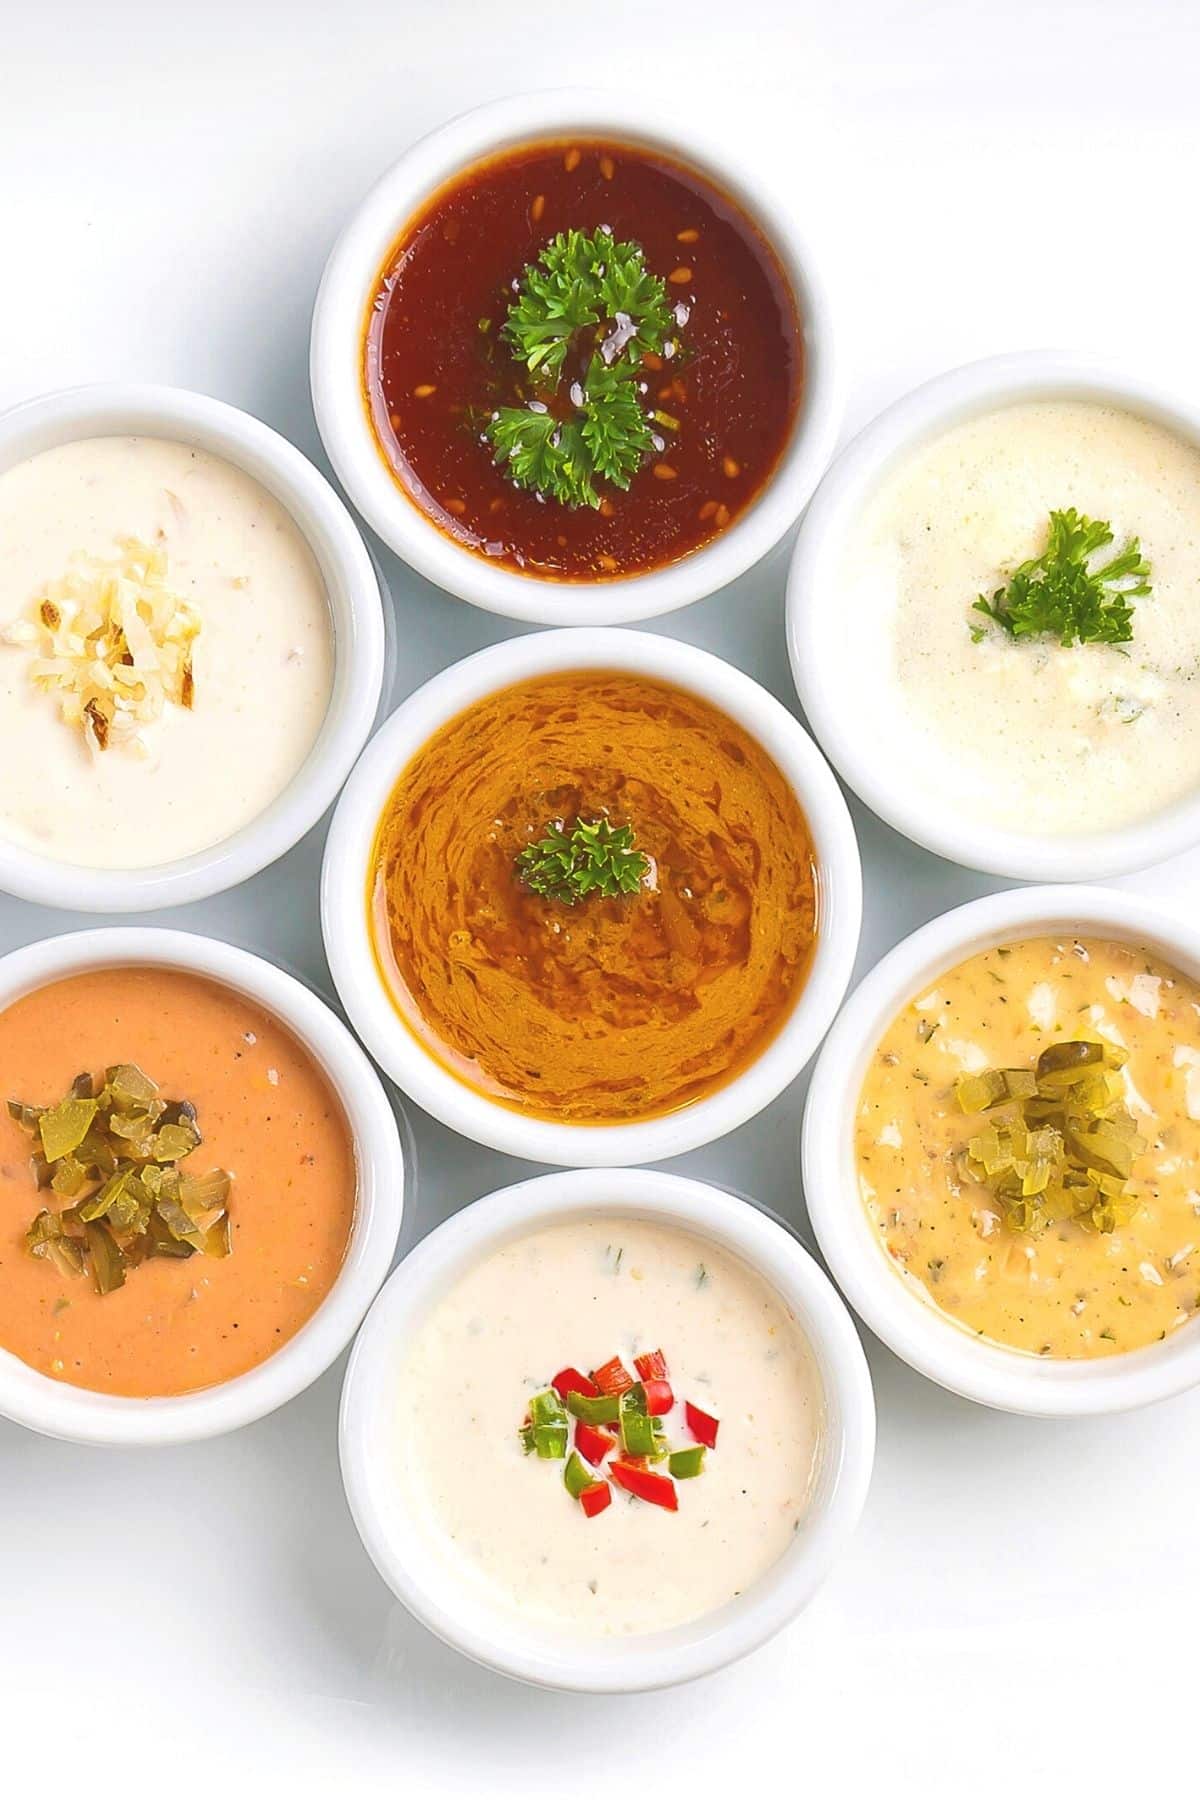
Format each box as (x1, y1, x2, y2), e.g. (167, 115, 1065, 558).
(340, 1166, 875, 1692)
(0, 927, 404, 1446)
(311, 88, 841, 625)
(322, 627, 862, 1165)
(0, 384, 387, 911)
(803, 883, 1200, 1416)
(787, 350, 1200, 880)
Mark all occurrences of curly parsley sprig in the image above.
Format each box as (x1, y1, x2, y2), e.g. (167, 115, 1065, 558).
(516, 817, 649, 906)
(487, 228, 679, 510)
(972, 508, 1151, 648)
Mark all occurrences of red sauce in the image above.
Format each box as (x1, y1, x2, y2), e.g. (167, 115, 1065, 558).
(363, 139, 802, 582)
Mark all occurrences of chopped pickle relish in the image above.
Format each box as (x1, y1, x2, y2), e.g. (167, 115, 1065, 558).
(11, 1062, 232, 1296)
(956, 1038, 1143, 1235)
(1, 537, 200, 755)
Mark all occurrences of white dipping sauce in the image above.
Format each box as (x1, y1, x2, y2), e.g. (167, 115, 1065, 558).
(393, 1218, 823, 1636)
(0, 436, 333, 867)
(841, 401, 1200, 834)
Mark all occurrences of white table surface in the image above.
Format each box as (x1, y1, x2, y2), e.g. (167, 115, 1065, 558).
(3, 2, 1199, 1792)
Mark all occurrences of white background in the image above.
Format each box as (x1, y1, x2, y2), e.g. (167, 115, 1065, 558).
(2, 1, 1199, 1793)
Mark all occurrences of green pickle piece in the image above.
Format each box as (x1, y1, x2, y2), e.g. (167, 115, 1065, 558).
(38, 1097, 98, 1162)
(957, 1036, 1144, 1235)
(106, 1063, 159, 1109)
(8, 1063, 233, 1295)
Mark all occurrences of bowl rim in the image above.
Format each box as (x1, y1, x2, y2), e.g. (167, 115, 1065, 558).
(802, 882, 1200, 1416)
(338, 1165, 876, 1692)
(320, 626, 863, 1166)
(786, 348, 1200, 881)
(0, 382, 386, 912)
(0, 926, 404, 1446)
(310, 85, 843, 625)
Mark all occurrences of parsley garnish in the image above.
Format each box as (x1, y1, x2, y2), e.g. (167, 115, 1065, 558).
(516, 816, 649, 905)
(486, 228, 678, 510)
(972, 508, 1151, 647)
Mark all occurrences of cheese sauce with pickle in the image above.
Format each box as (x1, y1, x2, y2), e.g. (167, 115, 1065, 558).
(856, 936, 1200, 1357)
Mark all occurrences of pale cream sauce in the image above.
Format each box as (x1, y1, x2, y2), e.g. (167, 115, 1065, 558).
(392, 1218, 823, 1635)
(0, 436, 333, 867)
(841, 401, 1200, 834)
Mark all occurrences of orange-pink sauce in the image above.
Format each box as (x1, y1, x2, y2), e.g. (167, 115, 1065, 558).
(0, 967, 357, 1398)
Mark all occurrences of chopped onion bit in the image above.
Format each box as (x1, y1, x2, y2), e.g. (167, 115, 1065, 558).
(2, 537, 202, 755)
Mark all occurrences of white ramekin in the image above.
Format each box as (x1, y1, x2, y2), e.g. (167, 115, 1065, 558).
(0, 384, 387, 911)
(340, 1166, 875, 1692)
(311, 88, 841, 625)
(321, 627, 862, 1165)
(787, 350, 1200, 881)
(0, 928, 404, 1446)
(803, 883, 1200, 1416)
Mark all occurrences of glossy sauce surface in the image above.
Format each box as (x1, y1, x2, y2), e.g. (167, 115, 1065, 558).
(371, 671, 819, 1123)
(365, 139, 801, 580)
(857, 936, 1200, 1356)
(0, 968, 357, 1396)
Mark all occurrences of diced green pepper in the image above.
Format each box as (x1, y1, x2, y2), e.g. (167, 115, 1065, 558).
(565, 1390, 621, 1424)
(668, 1446, 706, 1479)
(529, 1389, 568, 1458)
(563, 1451, 593, 1498)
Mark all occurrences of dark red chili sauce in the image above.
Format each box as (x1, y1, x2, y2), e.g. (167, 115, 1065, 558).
(363, 139, 802, 581)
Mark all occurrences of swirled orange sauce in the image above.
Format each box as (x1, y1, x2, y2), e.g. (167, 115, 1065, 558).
(369, 671, 818, 1124)
(857, 936, 1200, 1357)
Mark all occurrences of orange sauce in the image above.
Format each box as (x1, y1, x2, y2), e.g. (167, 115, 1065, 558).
(370, 671, 819, 1123)
(0, 968, 357, 1397)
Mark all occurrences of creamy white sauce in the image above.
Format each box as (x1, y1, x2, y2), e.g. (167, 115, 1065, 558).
(840, 401, 1200, 834)
(0, 436, 333, 867)
(393, 1218, 823, 1636)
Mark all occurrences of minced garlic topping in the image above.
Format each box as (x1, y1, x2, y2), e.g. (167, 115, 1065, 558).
(1, 537, 200, 754)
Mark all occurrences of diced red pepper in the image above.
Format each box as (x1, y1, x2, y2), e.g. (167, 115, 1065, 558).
(633, 1348, 669, 1382)
(609, 1460, 678, 1511)
(641, 1377, 674, 1416)
(685, 1400, 719, 1448)
(574, 1420, 617, 1466)
(552, 1366, 599, 1402)
(579, 1481, 611, 1519)
(590, 1356, 635, 1397)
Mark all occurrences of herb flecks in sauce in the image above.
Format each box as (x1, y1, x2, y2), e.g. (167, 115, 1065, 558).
(12, 1063, 232, 1296)
(365, 140, 801, 579)
(487, 228, 678, 510)
(516, 815, 649, 905)
(972, 507, 1150, 647)
(857, 936, 1200, 1358)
